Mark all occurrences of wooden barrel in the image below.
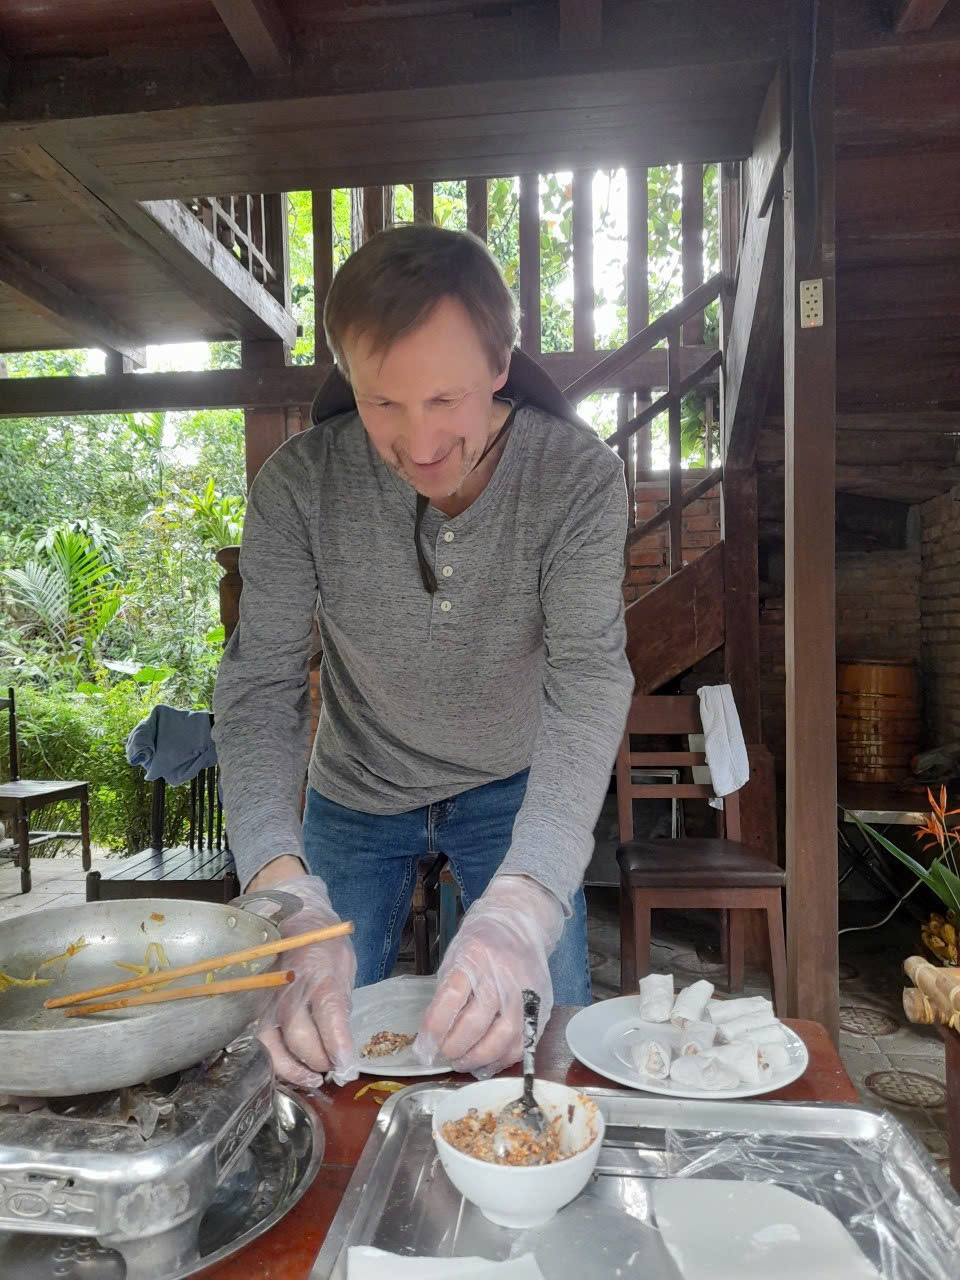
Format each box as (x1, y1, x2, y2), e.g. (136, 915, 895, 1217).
(836, 659, 921, 783)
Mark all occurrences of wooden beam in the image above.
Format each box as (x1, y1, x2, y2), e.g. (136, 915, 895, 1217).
(0, 242, 145, 366)
(312, 189, 333, 362)
(722, 197, 784, 468)
(413, 181, 434, 224)
(681, 164, 705, 344)
(721, 463, 762, 741)
(0, 347, 720, 419)
(466, 178, 488, 241)
(625, 542, 725, 692)
(572, 170, 594, 354)
(559, 0, 603, 51)
(362, 186, 384, 241)
(519, 174, 541, 355)
(783, 1, 838, 1041)
(211, 0, 291, 77)
(890, 0, 950, 34)
(748, 67, 788, 218)
(13, 140, 295, 345)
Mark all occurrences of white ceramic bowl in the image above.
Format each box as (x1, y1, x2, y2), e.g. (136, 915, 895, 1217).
(432, 1077, 604, 1229)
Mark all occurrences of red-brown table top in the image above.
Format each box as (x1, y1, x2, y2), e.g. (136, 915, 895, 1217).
(204, 1011, 857, 1280)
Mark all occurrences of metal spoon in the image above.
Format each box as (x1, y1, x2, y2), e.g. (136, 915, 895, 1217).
(492, 989, 549, 1164)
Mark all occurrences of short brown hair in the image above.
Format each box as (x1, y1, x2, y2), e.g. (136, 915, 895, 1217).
(323, 224, 518, 375)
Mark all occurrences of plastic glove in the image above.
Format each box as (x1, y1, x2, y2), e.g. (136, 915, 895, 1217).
(250, 874, 359, 1089)
(414, 874, 564, 1079)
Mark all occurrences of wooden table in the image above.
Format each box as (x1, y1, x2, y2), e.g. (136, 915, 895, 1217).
(943, 1025, 960, 1194)
(203, 1011, 856, 1280)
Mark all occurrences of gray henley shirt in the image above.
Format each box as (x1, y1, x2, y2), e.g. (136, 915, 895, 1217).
(212, 403, 635, 904)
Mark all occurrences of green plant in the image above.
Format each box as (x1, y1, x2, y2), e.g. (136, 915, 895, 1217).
(178, 478, 245, 550)
(4, 526, 122, 666)
(852, 786, 960, 962)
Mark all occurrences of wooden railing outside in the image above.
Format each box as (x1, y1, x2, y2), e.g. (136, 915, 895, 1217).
(183, 193, 288, 305)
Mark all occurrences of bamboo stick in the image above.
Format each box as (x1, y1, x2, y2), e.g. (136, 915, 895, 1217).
(903, 956, 960, 1014)
(63, 971, 293, 1017)
(44, 920, 354, 1009)
(903, 987, 951, 1026)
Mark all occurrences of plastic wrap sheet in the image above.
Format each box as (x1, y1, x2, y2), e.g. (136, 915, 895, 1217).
(665, 1121, 960, 1280)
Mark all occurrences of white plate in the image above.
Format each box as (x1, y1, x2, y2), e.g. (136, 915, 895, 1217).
(565, 995, 809, 1099)
(351, 975, 452, 1077)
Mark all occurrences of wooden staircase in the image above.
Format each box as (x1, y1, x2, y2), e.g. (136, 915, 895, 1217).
(626, 540, 725, 692)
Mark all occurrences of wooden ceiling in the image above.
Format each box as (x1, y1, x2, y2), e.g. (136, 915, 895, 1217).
(0, 0, 957, 504)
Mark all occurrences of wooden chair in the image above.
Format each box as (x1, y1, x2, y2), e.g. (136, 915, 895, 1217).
(616, 694, 787, 1014)
(0, 687, 91, 894)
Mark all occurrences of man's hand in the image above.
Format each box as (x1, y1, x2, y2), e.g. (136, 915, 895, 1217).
(246, 872, 359, 1088)
(414, 875, 564, 1078)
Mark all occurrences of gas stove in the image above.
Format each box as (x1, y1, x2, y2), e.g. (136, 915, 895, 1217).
(0, 1039, 322, 1279)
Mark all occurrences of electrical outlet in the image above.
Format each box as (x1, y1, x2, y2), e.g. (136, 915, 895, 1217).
(800, 279, 824, 328)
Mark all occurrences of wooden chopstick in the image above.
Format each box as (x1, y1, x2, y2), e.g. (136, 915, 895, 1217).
(62, 970, 294, 1016)
(43, 920, 354, 1009)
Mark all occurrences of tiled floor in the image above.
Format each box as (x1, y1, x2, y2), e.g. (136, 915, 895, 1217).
(1, 856, 953, 1182)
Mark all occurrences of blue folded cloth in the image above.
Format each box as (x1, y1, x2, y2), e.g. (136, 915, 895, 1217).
(125, 704, 217, 786)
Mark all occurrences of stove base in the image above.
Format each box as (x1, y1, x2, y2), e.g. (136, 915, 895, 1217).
(0, 1090, 322, 1280)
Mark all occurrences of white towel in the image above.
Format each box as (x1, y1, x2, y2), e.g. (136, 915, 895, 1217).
(697, 684, 750, 810)
(347, 1248, 545, 1278)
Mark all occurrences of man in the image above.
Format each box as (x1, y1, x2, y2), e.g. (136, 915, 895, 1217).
(213, 225, 634, 1087)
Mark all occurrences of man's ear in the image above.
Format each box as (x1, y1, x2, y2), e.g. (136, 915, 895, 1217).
(492, 354, 510, 393)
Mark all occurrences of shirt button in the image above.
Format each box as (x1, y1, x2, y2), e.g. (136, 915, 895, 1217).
(443, 530, 455, 543)
(440, 600, 452, 613)
(441, 565, 453, 579)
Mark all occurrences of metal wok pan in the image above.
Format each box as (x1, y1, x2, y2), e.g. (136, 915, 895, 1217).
(0, 890, 300, 1096)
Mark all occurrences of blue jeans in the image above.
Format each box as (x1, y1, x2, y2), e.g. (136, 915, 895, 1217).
(301, 771, 591, 1005)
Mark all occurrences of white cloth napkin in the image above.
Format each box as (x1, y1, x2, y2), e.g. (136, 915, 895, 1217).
(347, 1248, 545, 1278)
(696, 684, 750, 810)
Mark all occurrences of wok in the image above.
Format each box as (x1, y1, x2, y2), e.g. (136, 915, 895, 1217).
(0, 890, 301, 1096)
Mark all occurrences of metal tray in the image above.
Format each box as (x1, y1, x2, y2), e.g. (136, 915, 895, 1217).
(311, 1083, 960, 1279)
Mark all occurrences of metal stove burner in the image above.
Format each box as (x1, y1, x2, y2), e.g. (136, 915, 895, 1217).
(0, 1040, 276, 1280)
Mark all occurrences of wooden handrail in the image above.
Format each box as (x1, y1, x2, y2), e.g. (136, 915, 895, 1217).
(603, 349, 723, 451)
(625, 467, 722, 549)
(563, 273, 721, 403)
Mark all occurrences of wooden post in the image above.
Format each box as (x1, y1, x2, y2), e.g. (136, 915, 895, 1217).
(572, 170, 594, 355)
(783, 0, 838, 1040)
(667, 329, 683, 575)
(519, 173, 541, 355)
(413, 181, 434, 225)
(362, 186, 384, 241)
(241, 338, 288, 485)
(681, 163, 704, 345)
(466, 178, 488, 241)
(628, 167, 651, 471)
(312, 188, 333, 364)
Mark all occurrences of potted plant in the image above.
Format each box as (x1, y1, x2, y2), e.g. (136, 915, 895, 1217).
(852, 786, 959, 965)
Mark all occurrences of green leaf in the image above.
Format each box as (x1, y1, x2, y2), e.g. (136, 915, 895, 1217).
(133, 665, 173, 684)
(76, 682, 99, 695)
(929, 861, 960, 917)
(849, 814, 938, 891)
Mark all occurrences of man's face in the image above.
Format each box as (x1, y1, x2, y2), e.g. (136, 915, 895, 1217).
(343, 296, 509, 502)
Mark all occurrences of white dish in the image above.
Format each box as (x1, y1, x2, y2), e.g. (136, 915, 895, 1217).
(432, 1077, 604, 1229)
(565, 996, 808, 1099)
(351, 975, 452, 1077)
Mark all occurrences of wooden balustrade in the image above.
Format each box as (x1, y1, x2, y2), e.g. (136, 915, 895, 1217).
(183, 194, 287, 304)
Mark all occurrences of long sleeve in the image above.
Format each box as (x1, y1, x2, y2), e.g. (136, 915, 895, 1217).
(500, 466, 635, 909)
(212, 441, 318, 889)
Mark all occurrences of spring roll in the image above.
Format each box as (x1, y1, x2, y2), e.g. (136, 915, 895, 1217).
(669, 1053, 740, 1092)
(757, 1043, 791, 1073)
(735, 1021, 791, 1048)
(707, 996, 773, 1026)
(629, 1038, 672, 1080)
(716, 1011, 784, 1043)
(679, 1020, 717, 1056)
(708, 1042, 763, 1083)
(670, 979, 715, 1029)
(637, 973, 674, 1023)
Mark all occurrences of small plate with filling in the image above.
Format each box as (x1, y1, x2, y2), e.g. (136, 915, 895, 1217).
(351, 975, 453, 1076)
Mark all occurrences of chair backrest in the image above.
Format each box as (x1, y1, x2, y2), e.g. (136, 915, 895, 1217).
(2, 687, 19, 782)
(615, 694, 741, 843)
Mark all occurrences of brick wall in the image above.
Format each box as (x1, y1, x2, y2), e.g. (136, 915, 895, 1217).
(920, 487, 960, 742)
(624, 475, 722, 603)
